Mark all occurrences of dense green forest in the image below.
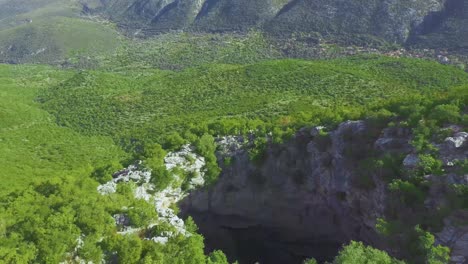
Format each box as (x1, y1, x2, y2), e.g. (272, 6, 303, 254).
(1, 50, 467, 263)
(1, 1, 468, 263)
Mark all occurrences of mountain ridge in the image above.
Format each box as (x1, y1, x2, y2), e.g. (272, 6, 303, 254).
(85, 0, 468, 50)
(1, 0, 467, 64)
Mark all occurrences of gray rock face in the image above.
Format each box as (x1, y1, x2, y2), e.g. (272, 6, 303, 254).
(438, 131, 468, 168)
(375, 126, 412, 153)
(446, 132, 468, 149)
(113, 213, 131, 227)
(181, 120, 468, 262)
(403, 154, 420, 168)
(436, 212, 468, 264)
(181, 120, 391, 262)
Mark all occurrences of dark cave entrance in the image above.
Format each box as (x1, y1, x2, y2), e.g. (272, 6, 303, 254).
(183, 211, 345, 264)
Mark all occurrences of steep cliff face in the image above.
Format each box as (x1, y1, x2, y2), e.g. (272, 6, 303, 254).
(180, 121, 468, 263)
(180, 121, 400, 263)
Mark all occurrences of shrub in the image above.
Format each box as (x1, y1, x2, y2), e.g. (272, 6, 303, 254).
(303, 258, 318, 264)
(248, 136, 268, 163)
(127, 200, 158, 227)
(92, 162, 122, 184)
(418, 154, 443, 176)
(195, 134, 221, 185)
(429, 104, 461, 125)
(334, 241, 403, 264)
(409, 226, 450, 264)
(164, 132, 186, 151)
(376, 218, 397, 237)
(206, 250, 229, 264)
(389, 179, 425, 207)
(452, 184, 468, 209)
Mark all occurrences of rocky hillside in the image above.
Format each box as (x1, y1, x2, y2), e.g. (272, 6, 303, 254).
(87, 0, 468, 49)
(409, 0, 468, 50)
(1, 0, 467, 64)
(181, 120, 468, 264)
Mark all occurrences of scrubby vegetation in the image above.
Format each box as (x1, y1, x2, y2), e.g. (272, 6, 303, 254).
(1, 45, 467, 263)
(39, 56, 468, 151)
(1, 1, 468, 262)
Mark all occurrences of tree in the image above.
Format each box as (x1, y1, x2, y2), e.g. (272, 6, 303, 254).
(92, 161, 122, 184)
(195, 134, 221, 185)
(143, 143, 167, 169)
(78, 236, 103, 263)
(164, 132, 186, 150)
(0, 234, 37, 264)
(334, 241, 403, 264)
(410, 226, 450, 264)
(429, 104, 461, 125)
(144, 143, 173, 190)
(303, 258, 318, 264)
(388, 180, 425, 207)
(207, 250, 229, 264)
(114, 234, 143, 264)
(127, 199, 158, 227)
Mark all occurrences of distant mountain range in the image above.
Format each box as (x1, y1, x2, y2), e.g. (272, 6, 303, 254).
(0, 0, 467, 64)
(87, 0, 468, 49)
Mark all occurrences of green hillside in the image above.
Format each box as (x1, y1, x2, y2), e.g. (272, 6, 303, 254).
(3, 56, 465, 195)
(0, 0, 123, 64)
(1, 1, 468, 263)
(1, 53, 467, 263)
(0, 16, 122, 64)
(40, 56, 468, 145)
(0, 64, 126, 194)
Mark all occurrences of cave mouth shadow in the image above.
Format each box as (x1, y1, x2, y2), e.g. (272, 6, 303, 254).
(184, 211, 345, 264)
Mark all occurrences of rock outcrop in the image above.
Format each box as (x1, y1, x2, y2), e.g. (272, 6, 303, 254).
(436, 212, 468, 264)
(180, 121, 468, 263)
(180, 121, 403, 263)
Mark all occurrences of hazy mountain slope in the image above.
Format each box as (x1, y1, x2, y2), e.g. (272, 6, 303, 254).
(409, 0, 468, 51)
(0, 17, 122, 64)
(0, 0, 123, 64)
(93, 0, 444, 43)
(90, 0, 468, 51)
(265, 0, 445, 43)
(1, 0, 467, 64)
(0, 0, 77, 30)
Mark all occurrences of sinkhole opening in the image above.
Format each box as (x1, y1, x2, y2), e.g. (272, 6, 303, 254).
(183, 211, 347, 264)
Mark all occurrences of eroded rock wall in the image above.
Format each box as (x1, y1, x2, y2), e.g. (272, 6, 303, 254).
(180, 120, 468, 263)
(180, 121, 402, 263)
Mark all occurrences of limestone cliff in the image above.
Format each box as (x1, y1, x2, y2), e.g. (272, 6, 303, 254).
(180, 121, 468, 263)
